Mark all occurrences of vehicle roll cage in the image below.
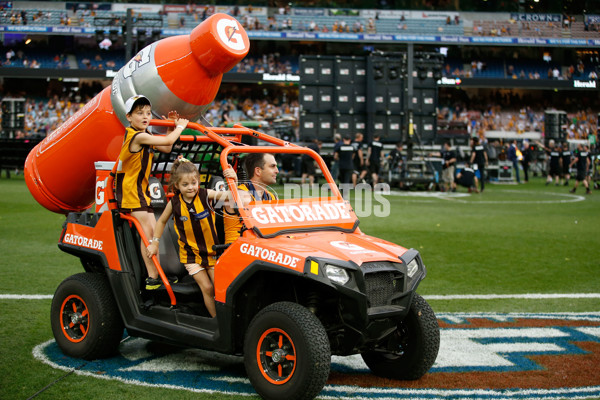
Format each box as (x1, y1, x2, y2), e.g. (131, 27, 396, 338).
(103, 120, 342, 307)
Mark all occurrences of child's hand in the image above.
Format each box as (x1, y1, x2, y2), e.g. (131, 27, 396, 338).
(223, 166, 237, 182)
(176, 118, 189, 130)
(147, 242, 159, 258)
(166, 111, 179, 120)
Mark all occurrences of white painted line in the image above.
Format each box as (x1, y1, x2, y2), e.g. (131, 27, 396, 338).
(425, 293, 600, 300)
(3, 293, 600, 301)
(0, 294, 53, 300)
(383, 189, 585, 204)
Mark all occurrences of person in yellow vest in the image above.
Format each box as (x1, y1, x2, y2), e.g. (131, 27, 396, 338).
(223, 153, 278, 244)
(116, 94, 188, 290)
(147, 157, 237, 317)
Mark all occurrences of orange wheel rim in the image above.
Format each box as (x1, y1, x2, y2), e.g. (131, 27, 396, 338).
(255, 328, 297, 385)
(59, 295, 89, 343)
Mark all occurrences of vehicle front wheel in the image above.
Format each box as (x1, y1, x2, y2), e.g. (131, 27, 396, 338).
(50, 273, 124, 360)
(361, 293, 439, 380)
(244, 302, 331, 400)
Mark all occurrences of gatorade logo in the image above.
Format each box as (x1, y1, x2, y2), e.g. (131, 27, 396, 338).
(122, 46, 152, 79)
(95, 180, 106, 205)
(216, 18, 245, 51)
(149, 182, 161, 200)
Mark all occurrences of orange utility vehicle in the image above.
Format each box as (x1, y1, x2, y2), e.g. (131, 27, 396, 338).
(50, 121, 439, 400)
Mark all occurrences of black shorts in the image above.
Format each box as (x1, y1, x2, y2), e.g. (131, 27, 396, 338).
(549, 165, 561, 177)
(301, 158, 316, 175)
(368, 162, 380, 175)
(576, 170, 586, 181)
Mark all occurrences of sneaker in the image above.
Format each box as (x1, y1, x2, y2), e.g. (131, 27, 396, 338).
(569, 188, 576, 193)
(145, 277, 162, 290)
(586, 189, 591, 195)
(145, 276, 179, 290)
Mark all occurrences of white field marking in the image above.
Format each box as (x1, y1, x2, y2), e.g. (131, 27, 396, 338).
(0, 294, 53, 300)
(383, 189, 585, 204)
(437, 189, 584, 204)
(3, 293, 600, 301)
(425, 293, 600, 300)
(32, 339, 256, 397)
(383, 191, 470, 199)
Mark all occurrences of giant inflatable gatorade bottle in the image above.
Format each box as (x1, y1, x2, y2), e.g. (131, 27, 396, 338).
(25, 13, 249, 213)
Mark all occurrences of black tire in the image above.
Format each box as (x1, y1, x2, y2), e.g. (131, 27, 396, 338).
(361, 293, 439, 380)
(50, 273, 124, 360)
(244, 302, 331, 400)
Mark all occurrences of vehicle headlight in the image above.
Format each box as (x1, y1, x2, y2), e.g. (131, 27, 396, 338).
(406, 259, 419, 278)
(325, 264, 350, 285)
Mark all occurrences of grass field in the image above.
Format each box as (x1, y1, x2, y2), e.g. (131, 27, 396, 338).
(1, 175, 599, 399)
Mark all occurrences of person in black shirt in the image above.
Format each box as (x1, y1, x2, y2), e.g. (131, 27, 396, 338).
(334, 135, 355, 185)
(301, 139, 322, 185)
(431, 141, 456, 192)
(469, 136, 488, 192)
(569, 143, 591, 194)
(366, 134, 384, 185)
(455, 165, 479, 193)
(560, 142, 572, 186)
(537, 140, 561, 186)
(584, 145, 594, 187)
(507, 140, 521, 184)
(353, 132, 367, 186)
(521, 140, 536, 183)
(330, 133, 342, 182)
(386, 142, 405, 188)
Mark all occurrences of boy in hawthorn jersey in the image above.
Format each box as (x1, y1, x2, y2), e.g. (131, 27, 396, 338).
(147, 158, 237, 317)
(116, 95, 189, 290)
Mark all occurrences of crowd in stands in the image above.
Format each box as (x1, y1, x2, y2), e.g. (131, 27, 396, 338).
(4, 47, 71, 69)
(438, 90, 598, 141)
(10, 88, 597, 145)
(472, 18, 566, 38)
(266, 16, 373, 34)
(9, 93, 300, 140)
(443, 58, 599, 80)
(3, 41, 597, 80)
(230, 53, 297, 74)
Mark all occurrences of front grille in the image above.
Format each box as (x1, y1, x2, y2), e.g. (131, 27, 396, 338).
(362, 262, 404, 307)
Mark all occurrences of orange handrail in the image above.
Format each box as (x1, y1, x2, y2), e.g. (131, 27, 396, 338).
(119, 213, 177, 307)
(104, 119, 341, 306)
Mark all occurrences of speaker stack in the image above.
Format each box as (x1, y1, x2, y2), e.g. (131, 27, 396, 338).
(544, 110, 567, 144)
(299, 51, 441, 145)
(1, 98, 25, 137)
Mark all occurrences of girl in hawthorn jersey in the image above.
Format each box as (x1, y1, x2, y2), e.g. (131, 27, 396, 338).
(147, 157, 237, 317)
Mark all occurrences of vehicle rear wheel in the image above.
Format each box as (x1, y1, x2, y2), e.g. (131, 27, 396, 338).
(51, 273, 124, 360)
(361, 293, 439, 380)
(244, 302, 331, 400)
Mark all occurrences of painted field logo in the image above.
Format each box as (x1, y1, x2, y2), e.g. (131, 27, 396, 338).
(34, 312, 600, 400)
